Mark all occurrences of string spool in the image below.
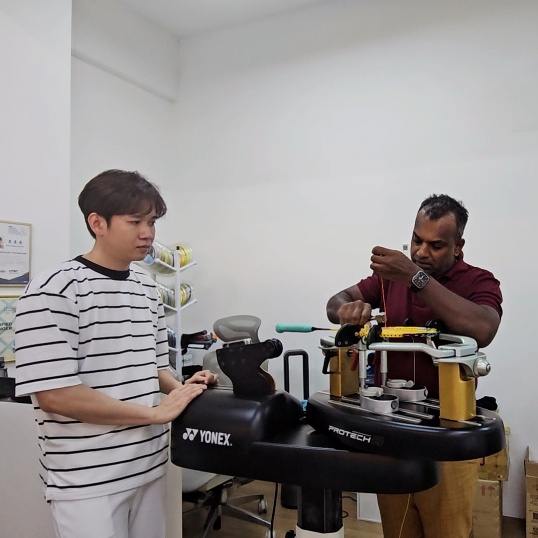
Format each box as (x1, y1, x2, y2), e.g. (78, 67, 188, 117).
(167, 327, 177, 349)
(143, 242, 175, 274)
(157, 283, 176, 309)
(176, 244, 193, 267)
(180, 283, 193, 306)
(152, 241, 173, 267)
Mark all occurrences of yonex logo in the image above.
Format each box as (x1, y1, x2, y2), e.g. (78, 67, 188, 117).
(183, 428, 198, 441)
(182, 428, 232, 446)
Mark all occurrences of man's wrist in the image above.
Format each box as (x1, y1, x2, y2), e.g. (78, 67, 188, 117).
(410, 270, 430, 292)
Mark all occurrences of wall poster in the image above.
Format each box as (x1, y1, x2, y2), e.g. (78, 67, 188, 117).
(0, 295, 17, 363)
(0, 220, 31, 286)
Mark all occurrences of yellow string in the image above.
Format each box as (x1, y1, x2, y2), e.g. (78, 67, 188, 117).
(398, 494, 411, 538)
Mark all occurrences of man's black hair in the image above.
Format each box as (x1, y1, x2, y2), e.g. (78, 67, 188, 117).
(78, 169, 167, 238)
(419, 194, 468, 240)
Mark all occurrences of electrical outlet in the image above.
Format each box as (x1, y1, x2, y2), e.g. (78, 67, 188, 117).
(402, 243, 410, 257)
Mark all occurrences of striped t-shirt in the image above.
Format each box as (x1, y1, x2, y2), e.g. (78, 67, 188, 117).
(15, 257, 170, 501)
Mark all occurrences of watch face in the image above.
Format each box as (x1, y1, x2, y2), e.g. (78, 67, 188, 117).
(412, 271, 429, 289)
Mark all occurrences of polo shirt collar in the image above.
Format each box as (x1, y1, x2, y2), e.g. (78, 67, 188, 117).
(438, 253, 467, 283)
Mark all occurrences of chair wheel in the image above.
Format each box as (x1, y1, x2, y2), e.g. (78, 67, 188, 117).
(259, 498, 267, 513)
(285, 531, 296, 538)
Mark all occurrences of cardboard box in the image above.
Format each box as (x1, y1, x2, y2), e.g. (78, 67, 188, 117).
(527, 513, 538, 537)
(473, 479, 502, 538)
(477, 426, 510, 481)
(526, 447, 538, 537)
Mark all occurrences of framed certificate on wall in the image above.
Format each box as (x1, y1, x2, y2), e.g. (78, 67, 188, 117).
(0, 220, 31, 286)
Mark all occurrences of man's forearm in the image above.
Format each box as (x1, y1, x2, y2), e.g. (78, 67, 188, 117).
(158, 369, 183, 394)
(326, 290, 353, 324)
(416, 279, 500, 347)
(36, 384, 158, 425)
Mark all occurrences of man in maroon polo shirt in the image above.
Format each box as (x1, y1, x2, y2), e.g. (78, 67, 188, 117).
(326, 194, 502, 538)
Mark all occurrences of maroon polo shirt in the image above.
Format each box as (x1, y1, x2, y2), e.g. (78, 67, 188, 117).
(357, 254, 503, 398)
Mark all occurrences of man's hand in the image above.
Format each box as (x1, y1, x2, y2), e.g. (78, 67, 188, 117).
(152, 369, 219, 424)
(185, 369, 219, 386)
(337, 299, 372, 326)
(327, 244, 419, 327)
(370, 246, 418, 282)
(327, 283, 373, 326)
(152, 383, 207, 424)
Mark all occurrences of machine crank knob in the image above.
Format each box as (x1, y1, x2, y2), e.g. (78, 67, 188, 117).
(266, 338, 284, 358)
(474, 358, 491, 377)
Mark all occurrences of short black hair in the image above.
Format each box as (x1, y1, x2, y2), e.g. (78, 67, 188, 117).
(419, 194, 468, 240)
(78, 169, 167, 238)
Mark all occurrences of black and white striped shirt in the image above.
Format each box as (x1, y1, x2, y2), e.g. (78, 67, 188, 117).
(15, 257, 170, 501)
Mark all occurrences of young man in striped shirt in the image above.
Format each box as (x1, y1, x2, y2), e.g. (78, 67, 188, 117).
(15, 169, 217, 538)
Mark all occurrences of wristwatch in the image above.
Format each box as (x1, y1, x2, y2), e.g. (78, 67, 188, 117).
(411, 270, 430, 292)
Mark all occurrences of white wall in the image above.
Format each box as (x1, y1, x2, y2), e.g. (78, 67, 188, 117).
(70, 0, 180, 255)
(70, 57, 178, 255)
(0, 1, 72, 535)
(72, 0, 180, 101)
(168, 0, 538, 519)
(0, 0, 72, 278)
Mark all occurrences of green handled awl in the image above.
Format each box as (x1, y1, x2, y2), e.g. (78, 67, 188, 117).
(275, 324, 338, 333)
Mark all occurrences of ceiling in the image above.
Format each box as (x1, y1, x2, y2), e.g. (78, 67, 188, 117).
(118, 0, 327, 39)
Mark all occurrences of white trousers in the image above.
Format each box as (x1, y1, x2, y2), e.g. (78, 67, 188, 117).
(50, 476, 166, 538)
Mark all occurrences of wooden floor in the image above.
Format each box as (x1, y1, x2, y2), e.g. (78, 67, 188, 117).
(182, 480, 526, 537)
(183, 480, 381, 537)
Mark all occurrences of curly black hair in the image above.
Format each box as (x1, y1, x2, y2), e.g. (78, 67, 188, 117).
(419, 194, 468, 240)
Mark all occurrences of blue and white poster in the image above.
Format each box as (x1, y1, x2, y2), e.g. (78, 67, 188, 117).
(0, 296, 17, 362)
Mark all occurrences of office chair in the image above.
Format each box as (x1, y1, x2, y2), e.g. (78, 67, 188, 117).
(181, 315, 272, 537)
(182, 469, 270, 537)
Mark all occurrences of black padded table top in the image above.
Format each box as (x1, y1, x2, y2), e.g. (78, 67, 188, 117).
(171, 387, 439, 494)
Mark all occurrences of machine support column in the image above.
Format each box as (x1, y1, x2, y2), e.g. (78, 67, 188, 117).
(297, 488, 343, 535)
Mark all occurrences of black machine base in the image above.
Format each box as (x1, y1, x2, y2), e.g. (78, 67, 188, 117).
(306, 391, 505, 460)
